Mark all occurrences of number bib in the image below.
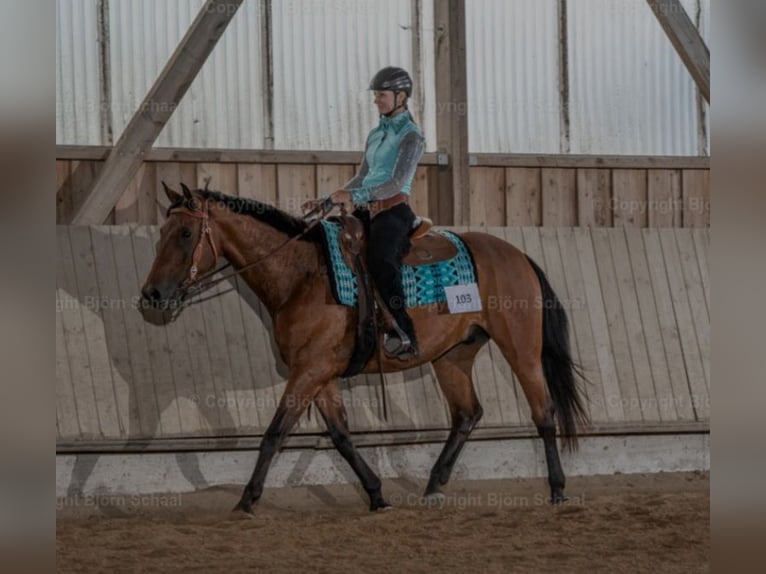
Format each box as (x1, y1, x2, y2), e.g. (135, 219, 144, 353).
(443, 283, 482, 314)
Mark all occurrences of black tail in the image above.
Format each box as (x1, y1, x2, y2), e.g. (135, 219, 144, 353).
(526, 256, 589, 450)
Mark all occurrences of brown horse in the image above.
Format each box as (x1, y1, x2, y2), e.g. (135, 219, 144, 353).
(141, 183, 588, 515)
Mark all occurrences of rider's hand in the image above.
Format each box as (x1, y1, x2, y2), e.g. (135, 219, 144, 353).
(301, 198, 324, 213)
(330, 189, 353, 212)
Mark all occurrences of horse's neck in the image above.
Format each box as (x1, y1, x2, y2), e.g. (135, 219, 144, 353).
(217, 215, 317, 314)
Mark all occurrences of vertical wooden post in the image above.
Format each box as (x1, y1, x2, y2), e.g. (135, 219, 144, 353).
(434, 0, 469, 226)
(72, 0, 244, 225)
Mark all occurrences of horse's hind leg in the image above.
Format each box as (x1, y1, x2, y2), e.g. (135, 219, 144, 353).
(488, 313, 567, 503)
(314, 380, 389, 511)
(425, 337, 486, 498)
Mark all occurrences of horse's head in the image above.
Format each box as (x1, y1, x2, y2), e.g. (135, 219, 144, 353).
(140, 182, 222, 310)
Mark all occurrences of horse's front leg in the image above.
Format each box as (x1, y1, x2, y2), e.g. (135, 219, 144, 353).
(234, 366, 332, 515)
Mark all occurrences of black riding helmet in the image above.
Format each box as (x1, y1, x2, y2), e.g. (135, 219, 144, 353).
(369, 66, 413, 97)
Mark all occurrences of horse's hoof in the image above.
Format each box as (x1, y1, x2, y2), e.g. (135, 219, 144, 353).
(550, 492, 568, 505)
(231, 500, 255, 518)
(370, 500, 393, 512)
(422, 492, 446, 508)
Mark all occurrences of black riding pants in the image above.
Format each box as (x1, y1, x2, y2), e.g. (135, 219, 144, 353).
(358, 203, 417, 341)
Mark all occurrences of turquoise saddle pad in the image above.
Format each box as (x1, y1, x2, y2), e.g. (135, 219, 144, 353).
(319, 220, 478, 308)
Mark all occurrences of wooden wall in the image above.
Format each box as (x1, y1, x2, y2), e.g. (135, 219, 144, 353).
(57, 225, 709, 450)
(56, 149, 709, 228)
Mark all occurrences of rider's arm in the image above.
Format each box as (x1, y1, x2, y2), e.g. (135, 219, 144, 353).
(342, 133, 372, 193)
(347, 131, 425, 204)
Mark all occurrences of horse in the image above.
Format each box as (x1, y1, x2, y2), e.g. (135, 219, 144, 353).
(141, 182, 589, 515)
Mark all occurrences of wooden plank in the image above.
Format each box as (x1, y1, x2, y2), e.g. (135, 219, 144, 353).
(624, 228, 679, 422)
(58, 419, 711, 453)
(469, 168, 505, 226)
(197, 163, 238, 196)
(674, 229, 711, 391)
(82, 226, 136, 438)
(316, 164, 355, 200)
(541, 168, 576, 226)
(410, 166, 430, 219)
(502, 227, 533, 425)
(193, 272, 244, 435)
(573, 228, 625, 423)
(57, 144, 706, 169)
(658, 229, 709, 420)
(236, 279, 279, 434)
(505, 168, 541, 226)
(642, 230, 696, 421)
(217, 276, 262, 433)
(72, 1, 245, 224)
(115, 163, 157, 225)
(57, 161, 72, 224)
(539, 227, 583, 379)
(557, 228, 608, 424)
(682, 170, 710, 227)
(382, 369, 414, 430)
(692, 229, 710, 312)
(591, 229, 642, 423)
(277, 164, 315, 215)
(576, 168, 612, 226)
(612, 169, 648, 227)
(238, 163, 277, 207)
(55, 288, 80, 440)
(131, 227, 183, 437)
(56, 227, 101, 439)
(401, 365, 445, 430)
(110, 226, 166, 438)
(434, 0, 469, 224)
(647, 169, 682, 227)
(646, 0, 710, 102)
(143, 227, 203, 436)
(609, 229, 660, 422)
(68, 161, 103, 223)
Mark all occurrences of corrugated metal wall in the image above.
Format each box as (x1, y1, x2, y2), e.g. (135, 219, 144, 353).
(466, 0, 561, 154)
(271, 0, 413, 151)
(56, 0, 102, 145)
(55, 0, 710, 155)
(568, 0, 698, 155)
(109, 0, 265, 149)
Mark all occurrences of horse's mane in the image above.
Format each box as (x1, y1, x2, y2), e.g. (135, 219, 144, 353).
(168, 187, 316, 240)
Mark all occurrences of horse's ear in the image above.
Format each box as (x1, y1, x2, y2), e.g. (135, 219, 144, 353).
(161, 181, 182, 204)
(180, 182, 193, 201)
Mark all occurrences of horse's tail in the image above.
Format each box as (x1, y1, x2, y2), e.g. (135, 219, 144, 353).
(526, 256, 589, 450)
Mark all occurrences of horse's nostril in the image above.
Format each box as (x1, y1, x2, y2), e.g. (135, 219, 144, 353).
(142, 286, 161, 302)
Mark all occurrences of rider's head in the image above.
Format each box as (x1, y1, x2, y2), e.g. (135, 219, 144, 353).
(369, 67, 412, 117)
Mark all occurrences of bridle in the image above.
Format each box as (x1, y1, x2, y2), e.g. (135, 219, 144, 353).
(165, 196, 335, 311)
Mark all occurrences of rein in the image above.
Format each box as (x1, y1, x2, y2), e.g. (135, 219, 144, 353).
(168, 197, 335, 311)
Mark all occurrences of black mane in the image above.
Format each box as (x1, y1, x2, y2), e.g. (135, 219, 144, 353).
(168, 187, 315, 239)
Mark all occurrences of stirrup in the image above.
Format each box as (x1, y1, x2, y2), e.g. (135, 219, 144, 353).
(383, 327, 418, 360)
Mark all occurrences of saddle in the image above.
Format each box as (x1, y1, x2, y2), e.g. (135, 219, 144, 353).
(336, 212, 457, 370)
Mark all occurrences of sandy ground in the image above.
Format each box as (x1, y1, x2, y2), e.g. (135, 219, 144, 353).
(57, 471, 709, 574)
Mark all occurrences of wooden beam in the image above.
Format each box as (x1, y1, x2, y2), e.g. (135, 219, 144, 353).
(56, 420, 709, 453)
(434, 0, 469, 225)
(71, 0, 244, 225)
(56, 146, 708, 170)
(646, 0, 709, 103)
(55, 145, 442, 166)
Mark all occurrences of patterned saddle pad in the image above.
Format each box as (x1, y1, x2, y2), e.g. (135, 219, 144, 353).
(319, 220, 478, 308)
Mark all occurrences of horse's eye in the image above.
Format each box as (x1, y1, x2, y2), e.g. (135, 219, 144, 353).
(181, 228, 193, 239)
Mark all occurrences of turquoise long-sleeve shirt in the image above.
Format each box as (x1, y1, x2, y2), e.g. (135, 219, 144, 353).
(344, 112, 425, 205)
